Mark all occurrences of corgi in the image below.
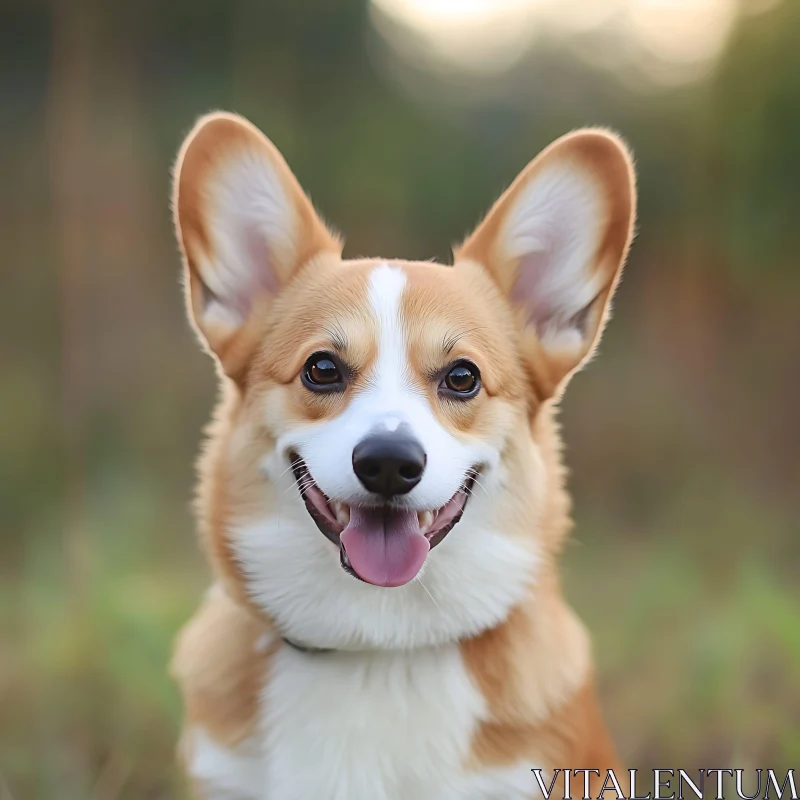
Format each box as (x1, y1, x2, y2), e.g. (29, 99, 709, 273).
(169, 112, 636, 800)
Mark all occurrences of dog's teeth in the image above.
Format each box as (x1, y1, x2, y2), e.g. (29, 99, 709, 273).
(333, 502, 350, 527)
(418, 511, 434, 533)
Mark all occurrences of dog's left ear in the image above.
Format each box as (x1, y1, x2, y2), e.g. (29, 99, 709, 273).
(456, 129, 636, 398)
(173, 112, 341, 378)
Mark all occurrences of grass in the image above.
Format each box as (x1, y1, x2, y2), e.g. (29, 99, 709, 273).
(1, 468, 798, 798)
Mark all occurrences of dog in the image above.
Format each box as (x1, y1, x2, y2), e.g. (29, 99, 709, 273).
(169, 112, 636, 800)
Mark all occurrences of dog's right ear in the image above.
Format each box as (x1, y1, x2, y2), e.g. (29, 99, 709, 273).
(173, 112, 341, 378)
(455, 130, 635, 399)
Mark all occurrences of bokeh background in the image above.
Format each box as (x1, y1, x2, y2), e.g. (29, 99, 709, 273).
(2, 0, 799, 796)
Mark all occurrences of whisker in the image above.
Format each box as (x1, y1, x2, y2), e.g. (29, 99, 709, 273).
(471, 478, 490, 498)
(463, 482, 479, 498)
(416, 575, 440, 611)
(442, 325, 490, 354)
(321, 321, 348, 351)
(287, 476, 316, 498)
(276, 460, 300, 481)
(465, 469, 490, 498)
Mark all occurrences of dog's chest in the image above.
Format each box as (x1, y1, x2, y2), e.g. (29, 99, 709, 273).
(189, 640, 537, 800)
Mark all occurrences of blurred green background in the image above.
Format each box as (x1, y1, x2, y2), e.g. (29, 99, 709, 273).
(2, 0, 799, 797)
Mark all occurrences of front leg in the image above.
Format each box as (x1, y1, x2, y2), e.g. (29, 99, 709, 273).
(171, 586, 275, 800)
(180, 726, 264, 800)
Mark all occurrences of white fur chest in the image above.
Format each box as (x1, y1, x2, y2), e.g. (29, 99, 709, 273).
(188, 638, 538, 800)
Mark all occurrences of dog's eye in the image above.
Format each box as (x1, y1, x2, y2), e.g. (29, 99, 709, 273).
(441, 361, 481, 398)
(302, 352, 345, 391)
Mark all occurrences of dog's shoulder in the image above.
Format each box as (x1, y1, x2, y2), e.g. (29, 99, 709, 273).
(462, 584, 621, 773)
(171, 584, 276, 748)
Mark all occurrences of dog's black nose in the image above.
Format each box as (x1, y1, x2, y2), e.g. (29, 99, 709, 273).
(352, 432, 426, 497)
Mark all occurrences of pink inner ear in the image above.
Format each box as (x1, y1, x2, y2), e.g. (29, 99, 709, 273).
(498, 158, 608, 344)
(510, 249, 562, 332)
(227, 221, 279, 317)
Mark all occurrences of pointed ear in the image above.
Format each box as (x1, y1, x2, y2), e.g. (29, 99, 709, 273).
(173, 112, 341, 377)
(456, 129, 636, 398)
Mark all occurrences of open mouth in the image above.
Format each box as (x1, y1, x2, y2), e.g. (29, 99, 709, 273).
(290, 456, 475, 588)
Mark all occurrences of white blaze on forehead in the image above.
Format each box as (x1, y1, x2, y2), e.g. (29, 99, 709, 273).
(273, 261, 498, 511)
(367, 263, 411, 421)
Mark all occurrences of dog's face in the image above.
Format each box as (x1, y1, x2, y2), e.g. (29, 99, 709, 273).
(174, 114, 635, 648)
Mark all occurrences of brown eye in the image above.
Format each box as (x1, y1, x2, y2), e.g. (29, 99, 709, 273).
(302, 353, 345, 391)
(441, 361, 481, 398)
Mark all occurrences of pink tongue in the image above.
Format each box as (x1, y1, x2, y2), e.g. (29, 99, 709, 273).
(340, 506, 430, 588)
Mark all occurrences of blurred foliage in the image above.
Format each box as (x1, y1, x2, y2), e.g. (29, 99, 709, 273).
(1, 0, 799, 797)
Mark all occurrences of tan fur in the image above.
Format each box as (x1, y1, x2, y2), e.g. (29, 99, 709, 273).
(469, 678, 622, 785)
(170, 113, 636, 791)
(171, 587, 275, 748)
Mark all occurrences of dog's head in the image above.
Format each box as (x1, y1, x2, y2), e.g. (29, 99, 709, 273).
(173, 113, 635, 649)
